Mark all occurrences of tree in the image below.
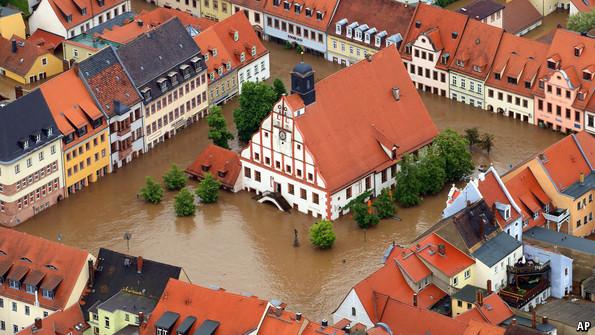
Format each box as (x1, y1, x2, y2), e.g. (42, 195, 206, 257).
(273, 79, 287, 100)
(433, 129, 474, 182)
(309, 220, 336, 249)
(351, 201, 380, 228)
(174, 188, 196, 217)
(567, 10, 595, 33)
(417, 146, 447, 196)
(464, 127, 480, 150)
(207, 106, 234, 149)
(233, 82, 278, 143)
(195, 172, 221, 203)
(139, 176, 164, 204)
(394, 154, 422, 207)
(373, 189, 396, 219)
(163, 165, 187, 191)
(480, 133, 495, 156)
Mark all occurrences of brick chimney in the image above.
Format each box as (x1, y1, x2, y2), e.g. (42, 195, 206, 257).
(511, 318, 517, 326)
(15, 85, 23, 99)
(87, 259, 95, 288)
(531, 310, 537, 329)
(486, 280, 492, 294)
(137, 256, 143, 274)
(542, 316, 548, 325)
(413, 293, 418, 307)
(476, 290, 483, 306)
(34, 318, 42, 330)
(11, 39, 17, 53)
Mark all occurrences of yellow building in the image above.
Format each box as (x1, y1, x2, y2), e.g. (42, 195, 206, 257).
(502, 131, 595, 237)
(0, 37, 64, 84)
(40, 70, 111, 196)
(327, 35, 378, 66)
(62, 40, 106, 63)
(200, 0, 231, 21)
(0, 7, 25, 39)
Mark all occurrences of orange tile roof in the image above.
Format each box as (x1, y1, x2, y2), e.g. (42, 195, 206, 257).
(575, 131, 595, 166)
(486, 33, 548, 98)
(477, 169, 522, 228)
(0, 35, 53, 76)
(0, 228, 90, 311)
(456, 293, 514, 326)
(18, 305, 87, 335)
(28, 29, 64, 53)
(141, 279, 269, 335)
(258, 307, 345, 335)
(415, 233, 475, 277)
(39, 69, 106, 150)
(504, 167, 551, 231)
(463, 320, 506, 335)
(450, 19, 503, 79)
(400, 3, 469, 70)
(194, 12, 268, 83)
(231, 0, 268, 11)
(47, 0, 127, 30)
(99, 7, 214, 44)
(186, 144, 242, 189)
(264, 0, 339, 32)
(291, 47, 438, 192)
(502, 0, 542, 35)
(389, 245, 432, 283)
(537, 132, 592, 192)
(570, 0, 595, 13)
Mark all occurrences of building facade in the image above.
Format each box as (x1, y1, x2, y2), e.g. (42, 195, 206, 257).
(230, 0, 267, 37)
(0, 7, 26, 39)
(200, 0, 232, 20)
(0, 90, 65, 227)
(0, 38, 64, 84)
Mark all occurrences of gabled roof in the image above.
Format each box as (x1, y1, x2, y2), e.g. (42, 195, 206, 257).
(46, 0, 127, 30)
(141, 279, 268, 335)
(18, 304, 87, 335)
(400, 3, 469, 69)
(0, 227, 90, 311)
(486, 32, 548, 98)
(388, 245, 432, 283)
(472, 232, 522, 267)
(80, 248, 181, 319)
(263, 0, 339, 32)
(450, 19, 503, 79)
(290, 47, 438, 192)
(186, 144, 241, 189)
(456, 293, 514, 326)
(28, 29, 64, 53)
(79, 46, 141, 117)
(477, 168, 522, 228)
(502, 0, 542, 35)
(0, 35, 54, 76)
(504, 167, 550, 231)
(258, 306, 345, 335)
(415, 233, 475, 277)
(0, 89, 60, 163)
(194, 12, 268, 83)
(457, 0, 504, 20)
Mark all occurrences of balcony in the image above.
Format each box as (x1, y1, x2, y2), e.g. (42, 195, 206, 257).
(507, 260, 550, 275)
(118, 146, 133, 161)
(116, 125, 132, 137)
(543, 208, 569, 231)
(499, 279, 550, 309)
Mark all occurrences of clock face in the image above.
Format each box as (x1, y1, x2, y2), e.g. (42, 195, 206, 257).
(279, 131, 287, 140)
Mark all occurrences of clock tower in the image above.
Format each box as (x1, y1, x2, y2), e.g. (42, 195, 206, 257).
(291, 61, 315, 106)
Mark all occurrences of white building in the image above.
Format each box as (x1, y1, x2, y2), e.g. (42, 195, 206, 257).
(231, 0, 267, 38)
(29, 0, 131, 38)
(524, 244, 573, 298)
(471, 233, 523, 291)
(240, 47, 438, 219)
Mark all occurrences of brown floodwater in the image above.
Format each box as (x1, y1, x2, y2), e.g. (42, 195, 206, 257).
(15, 41, 563, 321)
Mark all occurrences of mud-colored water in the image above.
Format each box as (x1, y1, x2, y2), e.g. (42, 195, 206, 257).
(16, 40, 563, 321)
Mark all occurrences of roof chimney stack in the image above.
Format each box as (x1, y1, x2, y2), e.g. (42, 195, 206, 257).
(138, 312, 144, 325)
(511, 318, 517, 326)
(87, 259, 95, 288)
(295, 312, 302, 321)
(34, 318, 42, 330)
(476, 290, 483, 306)
(542, 316, 548, 325)
(580, 172, 585, 185)
(531, 310, 537, 329)
(437, 244, 446, 256)
(486, 280, 492, 294)
(15, 85, 23, 99)
(137, 19, 144, 26)
(392, 87, 400, 101)
(413, 293, 418, 307)
(11, 39, 17, 53)
(321, 320, 328, 328)
(137, 256, 143, 274)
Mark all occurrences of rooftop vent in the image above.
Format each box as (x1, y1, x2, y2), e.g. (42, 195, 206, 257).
(415, 20, 421, 28)
(451, 32, 458, 39)
(392, 87, 400, 101)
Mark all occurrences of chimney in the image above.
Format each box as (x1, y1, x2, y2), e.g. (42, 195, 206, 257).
(11, 39, 17, 53)
(511, 318, 517, 326)
(466, 200, 471, 207)
(138, 312, 145, 325)
(137, 256, 144, 274)
(34, 318, 42, 330)
(365, 53, 372, 62)
(87, 259, 95, 288)
(71, 61, 79, 74)
(542, 316, 548, 325)
(413, 293, 418, 307)
(476, 290, 483, 306)
(321, 320, 328, 328)
(486, 280, 492, 294)
(437, 244, 446, 256)
(15, 85, 23, 99)
(580, 172, 585, 185)
(295, 312, 302, 321)
(137, 19, 144, 26)
(345, 324, 351, 334)
(531, 310, 537, 329)
(392, 87, 400, 101)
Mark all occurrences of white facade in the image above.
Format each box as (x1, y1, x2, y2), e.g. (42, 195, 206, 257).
(585, 111, 595, 134)
(473, 246, 523, 292)
(108, 103, 144, 169)
(478, 9, 503, 28)
(158, 0, 200, 16)
(237, 53, 270, 94)
(232, 4, 265, 33)
(29, 0, 131, 38)
(263, 14, 327, 54)
(450, 71, 486, 108)
(332, 289, 374, 328)
(524, 244, 573, 298)
(402, 34, 450, 97)
(485, 86, 535, 124)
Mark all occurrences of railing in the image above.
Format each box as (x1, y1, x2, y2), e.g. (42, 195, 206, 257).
(543, 208, 569, 223)
(118, 146, 133, 161)
(507, 261, 550, 275)
(116, 125, 132, 136)
(499, 279, 549, 308)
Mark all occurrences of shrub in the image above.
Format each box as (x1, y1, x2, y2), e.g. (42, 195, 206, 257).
(309, 220, 336, 249)
(174, 188, 196, 217)
(163, 165, 187, 191)
(139, 176, 164, 204)
(195, 172, 221, 203)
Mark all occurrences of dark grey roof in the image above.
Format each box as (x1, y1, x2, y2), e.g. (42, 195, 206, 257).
(452, 284, 487, 303)
(0, 6, 20, 17)
(458, 0, 505, 20)
(176, 316, 197, 335)
(448, 200, 499, 250)
(0, 90, 60, 163)
(117, 17, 200, 87)
(193, 320, 220, 335)
(97, 290, 157, 314)
(472, 232, 522, 267)
(525, 227, 595, 255)
(79, 46, 121, 79)
(561, 172, 595, 198)
(114, 325, 140, 335)
(582, 276, 595, 293)
(156, 311, 180, 330)
(292, 61, 313, 75)
(81, 248, 182, 320)
(534, 298, 595, 327)
(78, 12, 134, 36)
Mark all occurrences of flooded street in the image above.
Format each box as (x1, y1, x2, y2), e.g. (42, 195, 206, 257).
(15, 41, 563, 321)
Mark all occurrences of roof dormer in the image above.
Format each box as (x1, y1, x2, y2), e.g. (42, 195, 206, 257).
(305, 7, 312, 17)
(583, 66, 594, 81)
(547, 54, 560, 70)
(230, 29, 239, 41)
(283, 0, 290, 10)
(574, 43, 585, 57)
(294, 3, 301, 13)
(316, 10, 324, 20)
(346, 22, 358, 38)
(335, 18, 347, 35)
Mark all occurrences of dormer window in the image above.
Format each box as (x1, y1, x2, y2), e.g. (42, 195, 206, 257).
(441, 53, 449, 65)
(578, 91, 586, 101)
(273, 0, 280, 5)
(180, 64, 191, 79)
(473, 65, 481, 72)
(226, 62, 231, 70)
(21, 139, 29, 150)
(190, 56, 201, 71)
(34, 134, 41, 142)
(168, 72, 178, 86)
(65, 14, 72, 22)
(305, 7, 312, 17)
(456, 59, 465, 67)
(217, 170, 227, 178)
(507, 76, 518, 85)
(157, 78, 168, 92)
(204, 53, 209, 62)
(547, 59, 558, 70)
(583, 70, 593, 81)
(77, 126, 87, 137)
(251, 46, 257, 56)
(81, 7, 87, 15)
(8, 279, 19, 289)
(240, 52, 245, 62)
(97, 0, 104, 6)
(46, 127, 53, 136)
(524, 81, 531, 89)
(405, 43, 412, 55)
(233, 31, 239, 41)
(494, 72, 501, 80)
(574, 44, 584, 57)
(41, 288, 54, 299)
(211, 48, 217, 57)
(364, 33, 370, 44)
(294, 3, 301, 13)
(63, 133, 74, 144)
(141, 87, 151, 101)
(355, 30, 362, 41)
(217, 66, 223, 75)
(283, 1, 290, 10)
(209, 72, 215, 80)
(316, 11, 323, 20)
(346, 27, 352, 38)
(25, 284, 36, 294)
(375, 36, 382, 47)
(91, 118, 102, 129)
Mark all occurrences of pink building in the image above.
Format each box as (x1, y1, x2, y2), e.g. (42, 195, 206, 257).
(533, 29, 595, 134)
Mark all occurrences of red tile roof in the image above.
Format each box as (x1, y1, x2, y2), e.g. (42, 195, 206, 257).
(389, 245, 432, 283)
(258, 307, 345, 335)
(47, 0, 127, 30)
(0, 36, 54, 76)
(18, 305, 87, 335)
(39, 69, 106, 150)
(28, 29, 64, 53)
(450, 19, 503, 79)
(141, 279, 268, 335)
(290, 47, 438, 192)
(486, 32, 548, 98)
(456, 293, 514, 326)
(85, 62, 141, 118)
(477, 168, 522, 229)
(504, 167, 551, 231)
(186, 144, 242, 189)
(415, 233, 475, 277)
(264, 0, 339, 32)
(570, 0, 595, 13)
(400, 3, 469, 70)
(230, 0, 267, 11)
(502, 0, 542, 35)
(575, 131, 595, 166)
(463, 320, 506, 335)
(0, 228, 90, 311)
(194, 11, 268, 84)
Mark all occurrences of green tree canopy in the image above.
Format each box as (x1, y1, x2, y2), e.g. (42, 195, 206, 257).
(163, 164, 187, 191)
(139, 176, 164, 204)
(273, 79, 288, 100)
(394, 154, 422, 207)
(309, 219, 336, 249)
(480, 133, 495, 156)
(417, 146, 447, 196)
(433, 129, 474, 182)
(567, 10, 595, 33)
(348, 191, 380, 228)
(174, 188, 196, 217)
(373, 188, 396, 219)
(207, 106, 234, 149)
(464, 127, 480, 149)
(233, 82, 278, 143)
(195, 172, 221, 203)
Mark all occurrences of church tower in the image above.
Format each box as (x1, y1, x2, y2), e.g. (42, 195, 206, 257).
(290, 61, 315, 106)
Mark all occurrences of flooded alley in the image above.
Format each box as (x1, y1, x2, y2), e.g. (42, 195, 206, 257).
(15, 41, 563, 321)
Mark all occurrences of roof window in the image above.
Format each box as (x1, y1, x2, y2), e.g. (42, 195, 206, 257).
(305, 7, 312, 17)
(316, 10, 323, 20)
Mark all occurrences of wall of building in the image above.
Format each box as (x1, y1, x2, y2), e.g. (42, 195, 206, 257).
(480, 10, 503, 28)
(403, 35, 450, 97)
(0, 14, 26, 39)
(474, 245, 523, 291)
(64, 129, 110, 195)
(534, 70, 583, 133)
(332, 289, 374, 328)
(326, 36, 377, 66)
(109, 104, 144, 169)
(159, 0, 201, 16)
(231, 5, 265, 32)
(237, 53, 270, 94)
(28, 0, 67, 37)
(524, 244, 573, 298)
(97, 307, 139, 335)
(208, 70, 238, 105)
(200, 0, 231, 21)
(62, 42, 102, 63)
(485, 86, 535, 124)
(263, 14, 327, 54)
(450, 71, 486, 108)
(451, 296, 475, 317)
(0, 296, 54, 335)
